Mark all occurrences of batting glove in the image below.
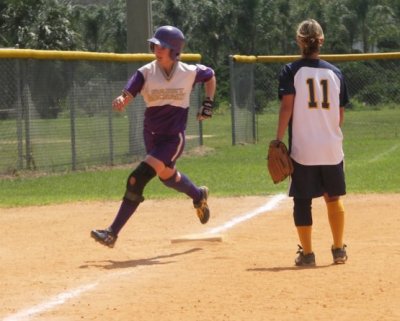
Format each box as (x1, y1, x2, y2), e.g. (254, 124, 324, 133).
(197, 97, 214, 121)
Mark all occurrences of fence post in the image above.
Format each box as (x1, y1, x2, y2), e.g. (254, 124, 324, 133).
(108, 107, 114, 165)
(15, 59, 23, 170)
(196, 84, 203, 146)
(21, 61, 33, 169)
(250, 64, 257, 144)
(229, 55, 257, 145)
(69, 63, 77, 171)
(229, 56, 236, 146)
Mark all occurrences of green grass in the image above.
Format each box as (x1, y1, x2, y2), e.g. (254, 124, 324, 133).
(0, 115, 133, 170)
(0, 108, 399, 207)
(341, 109, 400, 193)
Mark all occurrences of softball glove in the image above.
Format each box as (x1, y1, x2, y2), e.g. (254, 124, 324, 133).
(267, 140, 294, 184)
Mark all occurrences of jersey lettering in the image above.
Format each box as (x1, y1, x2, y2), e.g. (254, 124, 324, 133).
(306, 78, 317, 108)
(147, 88, 185, 102)
(306, 78, 330, 109)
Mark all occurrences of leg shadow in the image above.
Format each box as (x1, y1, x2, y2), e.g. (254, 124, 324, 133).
(80, 247, 202, 270)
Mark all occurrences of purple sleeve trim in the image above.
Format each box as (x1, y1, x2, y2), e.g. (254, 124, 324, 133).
(124, 70, 145, 97)
(194, 65, 214, 84)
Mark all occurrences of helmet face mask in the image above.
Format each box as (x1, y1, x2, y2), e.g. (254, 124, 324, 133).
(148, 26, 185, 61)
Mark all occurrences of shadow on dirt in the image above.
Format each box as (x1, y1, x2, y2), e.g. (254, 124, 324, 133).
(79, 248, 203, 270)
(247, 264, 336, 272)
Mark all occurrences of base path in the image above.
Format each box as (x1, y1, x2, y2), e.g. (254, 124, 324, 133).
(1, 194, 399, 321)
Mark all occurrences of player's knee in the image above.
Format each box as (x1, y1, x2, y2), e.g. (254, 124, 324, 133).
(324, 193, 340, 203)
(293, 198, 312, 226)
(159, 171, 179, 188)
(124, 162, 156, 203)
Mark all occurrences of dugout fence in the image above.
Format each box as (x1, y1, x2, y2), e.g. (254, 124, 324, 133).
(0, 49, 203, 175)
(230, 52, 400, 145)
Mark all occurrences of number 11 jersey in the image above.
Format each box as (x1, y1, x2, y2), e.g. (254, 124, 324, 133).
(278, 58, 349, 165)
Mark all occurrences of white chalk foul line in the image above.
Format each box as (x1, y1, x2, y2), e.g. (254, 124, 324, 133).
(368, 143, 399, 163)
(2, 283, 98, 321)
(2, 270, 133, 321)
(2, 194, 287, 321)
(205, 193, 287, 235)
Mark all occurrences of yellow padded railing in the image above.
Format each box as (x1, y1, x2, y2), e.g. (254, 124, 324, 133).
(232, 52, 400, 63)
(0, 49, 202, 62)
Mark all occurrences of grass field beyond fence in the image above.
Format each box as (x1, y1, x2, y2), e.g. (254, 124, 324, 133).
(0, 108, 399, 207)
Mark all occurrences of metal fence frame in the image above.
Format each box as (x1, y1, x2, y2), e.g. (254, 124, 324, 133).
(0, 49, 203, 174)
(229, 52, 400, 145)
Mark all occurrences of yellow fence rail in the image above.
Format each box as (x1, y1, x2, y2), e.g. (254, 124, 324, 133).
(232, 52, 400, 63)
(0, 49, 201, 62)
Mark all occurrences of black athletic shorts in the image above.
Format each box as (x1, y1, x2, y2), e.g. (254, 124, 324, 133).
(289, 160, 346, 198)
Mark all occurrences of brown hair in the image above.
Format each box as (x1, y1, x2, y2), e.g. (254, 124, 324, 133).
(296, 19, 324, 57)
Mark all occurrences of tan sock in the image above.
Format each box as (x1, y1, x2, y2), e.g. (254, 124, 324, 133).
(296, 226, 312, 254)
(326, 199, 345, 249)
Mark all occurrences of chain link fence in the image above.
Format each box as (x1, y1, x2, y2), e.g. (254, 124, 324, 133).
(0, 50, 203, 175)
(230, 53, 400, 145)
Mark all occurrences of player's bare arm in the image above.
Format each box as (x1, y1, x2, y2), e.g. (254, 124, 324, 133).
(197, 75, 217, 121)
(112, 91, 133, 112)
(339, 106, 344, 127)
(276, 94, 294, 141)
(205, 75, 216, 100)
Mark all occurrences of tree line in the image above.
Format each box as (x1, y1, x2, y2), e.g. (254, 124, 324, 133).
(0, 0, 399, 108)
(1, 0, 399, 55)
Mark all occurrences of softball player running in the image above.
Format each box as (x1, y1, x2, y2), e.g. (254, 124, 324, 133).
(276, 19, 349, 266)
(91, 26, 216, 248)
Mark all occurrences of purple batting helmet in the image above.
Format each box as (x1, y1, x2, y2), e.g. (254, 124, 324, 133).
(148, 26, 185, 60)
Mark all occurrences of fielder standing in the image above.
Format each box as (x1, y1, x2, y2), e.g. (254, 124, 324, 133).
(91, 25, 216, 248)
(275, 19, 349, 266)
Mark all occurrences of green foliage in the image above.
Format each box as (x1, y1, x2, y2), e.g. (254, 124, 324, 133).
(254, 64, 281, 113)
(0, 0, 400, 118)
(28, 60, 73, 119)
(0, 0, 399, 118)
(0, 0, 78, 49)
(70, 0, 127, 53)
(150, 0, 400, 112)
(338, 60, 400, 106)
(1, 0, 399, 56)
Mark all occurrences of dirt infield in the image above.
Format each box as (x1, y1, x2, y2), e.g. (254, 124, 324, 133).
(1, 194, 399, 321)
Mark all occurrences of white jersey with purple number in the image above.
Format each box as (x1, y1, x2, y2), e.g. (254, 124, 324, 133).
(124, 60, 214, 135)
(278, 59, 349, 165)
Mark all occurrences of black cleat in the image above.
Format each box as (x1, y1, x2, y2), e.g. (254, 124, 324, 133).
(91, 228, 117, 248)
(193, 186, 210, 224)
(295, 245, 316, 267)
(331, 244, 348, 264)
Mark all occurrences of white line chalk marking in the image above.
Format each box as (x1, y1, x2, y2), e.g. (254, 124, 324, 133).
(368, 144, 399, 163)
(205, 193, 287, 235)
(2, 283, 98, 321)
(2, 270, 133, 321)
(2, 194, 287, 321)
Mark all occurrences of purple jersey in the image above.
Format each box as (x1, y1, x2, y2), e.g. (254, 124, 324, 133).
(124, 60, 214, 135)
